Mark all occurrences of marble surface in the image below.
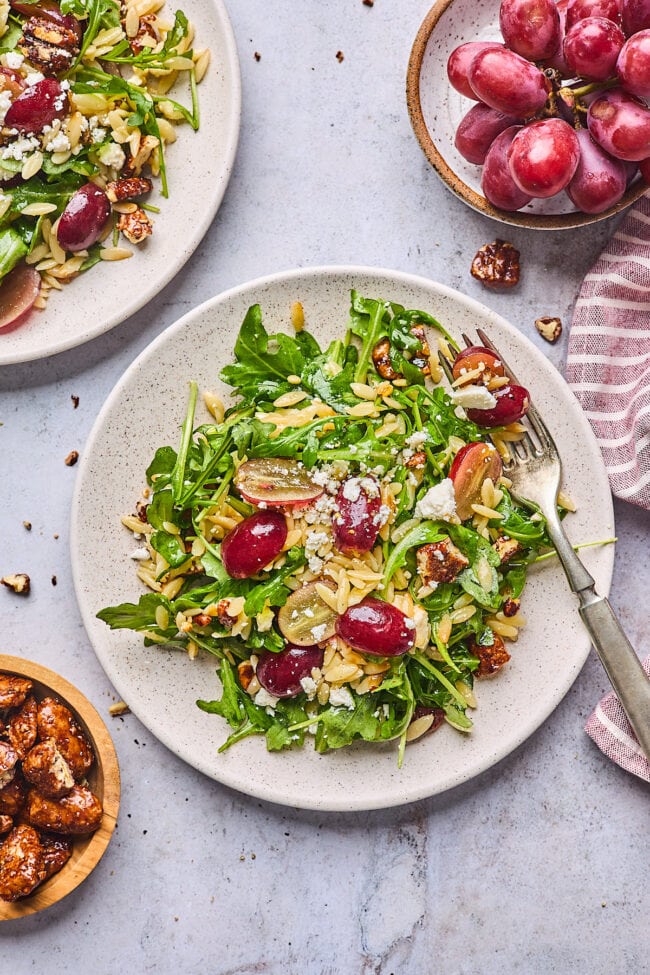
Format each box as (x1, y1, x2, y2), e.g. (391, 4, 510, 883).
(0, 1, 647, 971)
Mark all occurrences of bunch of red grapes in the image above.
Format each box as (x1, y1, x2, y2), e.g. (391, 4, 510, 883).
(448, 0, 650, 213)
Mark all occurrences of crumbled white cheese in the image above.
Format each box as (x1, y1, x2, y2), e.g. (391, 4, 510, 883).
(451, 385, 497, 411)
(3, 52, 24, 70)
(129, 547, 150, 560)
(404, 617, 416, 630)
(98, 142, 126, 169)
(328, 686, 355, 709)
(300, 676, 318, 700)
(405, 430, 430, 448)
(415, 478, 457, 522)
(373, 503, 391, 527)
(310, 623, 327, 642)
(24, 71, 44, 86)
(46, 131, 71, 154)
(254, 688, 279, 710)
(342, 478, 361, 502)
(2, 136, 39, 161)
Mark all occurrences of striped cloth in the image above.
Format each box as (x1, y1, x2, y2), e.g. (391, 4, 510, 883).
(567, 189, 650, 780)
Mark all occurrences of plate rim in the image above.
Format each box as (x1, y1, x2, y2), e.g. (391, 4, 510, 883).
(0, 0, 242, 367)
(405, 0, 647, 231)
(71, 264, 616, 811)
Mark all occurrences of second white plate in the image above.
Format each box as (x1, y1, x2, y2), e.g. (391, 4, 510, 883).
(71, 266, 615, 811)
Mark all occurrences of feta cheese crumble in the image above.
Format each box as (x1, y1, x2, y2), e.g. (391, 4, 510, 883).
(415, 478, 457, 522)
(451, 385, 497, 411)
(328, 686, 355, 709)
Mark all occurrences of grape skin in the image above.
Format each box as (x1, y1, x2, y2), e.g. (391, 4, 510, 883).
(447, 41, 504, 100)
(566, 0, 623, 29)
(508, 118, 581, 196)
(468, 47, 549, 117)
(567, 127, 628, 211)
(588, 89, 650, 160)
(563, 16, 626, 79)
(617, 29, 650, 98)
(455, 103, 522, 164)
(482, 126, 534, 209)
(499, 0, 562, 59)
(622, 0, 650, 34)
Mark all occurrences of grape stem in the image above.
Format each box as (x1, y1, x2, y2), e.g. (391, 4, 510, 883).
(564, 77, 619, 99)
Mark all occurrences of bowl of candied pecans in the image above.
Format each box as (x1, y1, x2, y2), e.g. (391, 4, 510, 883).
(0, 655, 120, 919)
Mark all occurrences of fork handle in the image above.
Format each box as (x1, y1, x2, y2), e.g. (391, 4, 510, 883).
(577, 592, 650, 761)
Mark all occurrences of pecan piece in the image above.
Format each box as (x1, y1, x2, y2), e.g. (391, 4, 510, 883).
(19, 15, 80, 75)
(0, 824, 46, 901)
(502, 597, 521, 618)
(37, 697, 94, 780)
(471, 634, 511, 678)
(22, 739, 75, 799)
(237, 661, 255, 691)
(0, 815, 12, 835)
(1, 573, 31, 595)
(7, 695, 38, 760)
(409, 324, 431, 375)
(492, 536, 523, 565)
(405, 451, 427, 469)
(215, 599, 237, 630)
(471, 240, 520, 291)
(117, 207, 153, 244)
(106, 176, 153, 203)
(25, 784, 103, 835)
(40, 833, 72, 881)
(128, 13, 160, 55)
(0, 742, 18, 789)
(0, 774, 26, 817)
(372, 337, 399, 380)
(535, 316, 562, 343)
(417, 538, 469, 587)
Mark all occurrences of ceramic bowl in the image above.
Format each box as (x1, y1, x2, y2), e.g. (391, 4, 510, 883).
(0, 655, 120, 919)
(406, 0, 647, 230)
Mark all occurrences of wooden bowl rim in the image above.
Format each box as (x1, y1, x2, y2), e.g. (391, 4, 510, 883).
(0, 654, 120, 920)
(405, 0, 647, 230)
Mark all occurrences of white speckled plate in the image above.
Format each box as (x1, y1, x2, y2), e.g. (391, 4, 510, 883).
(0, 0, 240, 366)
(71, 266, 615, 811)
(406, 0, 646, 229)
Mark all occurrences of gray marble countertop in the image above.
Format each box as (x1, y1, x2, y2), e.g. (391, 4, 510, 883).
(1, 2, 647, 972)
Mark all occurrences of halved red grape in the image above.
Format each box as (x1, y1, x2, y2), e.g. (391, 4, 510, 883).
(564, 16, 625, 79)
(447, 42, 504, 100)
(56, 183, 111, 252)
(332, 476, 382, 556)
(588, 89, 650, 161)
(277, 580, 338, 646)
(468, 48, 549, 118)
(567, 127, 627, 212)
(234, 457, 323, 508)
(508, 118, 580, 197)
(449, 442, 503, 520)
(452, 345, 507, 383)
(336, 598, 415, 657)
(617, 30, 650, 99)
(499, 0, 562, 60)
(221, 510, 287, 579)
(0, 265, 41, 334)
(465, 384, 530, 427)
(4, 78, 67, 133)
(455, 104, 521, 166)
(255, 644, 324, 698)
(482, 126, 534, 211)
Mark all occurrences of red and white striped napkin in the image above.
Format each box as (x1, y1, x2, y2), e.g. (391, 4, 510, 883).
(566, 188, 650, 781)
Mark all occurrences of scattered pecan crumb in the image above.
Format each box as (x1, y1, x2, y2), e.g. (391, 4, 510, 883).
(502, 598, 521, 618)
(108, 701, 130, 717)
(23, 521, 32, 532)
(1, 574, 30, 595)
(51, 576, 57, 587)
(65, 451, 79, 467)
(535, 316, 562, 343)
(336, 50, 344, 62)
(53, 534, 59, 540)
(471, 240, 520, 290)
(253, 51, 261, 61)
(363, 0, 374, 6)
(71, 395, 79, 409)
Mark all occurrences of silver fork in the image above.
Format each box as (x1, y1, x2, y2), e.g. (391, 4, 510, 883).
(440, 328, 650, 760)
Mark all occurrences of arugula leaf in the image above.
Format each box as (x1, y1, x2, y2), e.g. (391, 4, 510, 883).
(315, 695, 380, 751)
(382, 521, 445, 589)
(149, 530, 189, 570)
(96, 592, 172, 631)
(221, 305, 317, 392)
(243, 548, 306, 616)
(0, 228, 28, 282)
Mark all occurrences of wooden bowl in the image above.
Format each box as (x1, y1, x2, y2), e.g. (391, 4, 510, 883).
(0, 655, 120, 919)
(406, 0, 647, 230)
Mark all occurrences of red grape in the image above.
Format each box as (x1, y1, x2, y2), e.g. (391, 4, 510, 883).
(220, 510, 287, 579)
(332, 476, 382, 556)
(566, 0, 622, 28)
(588, 89, 650, 160)
(4, 78, 67, 133)
(452, 346, 506, 381)
(641, 156, 650, 180)
(0, 265, 41, 334)
(564, 16, 625, 78)
(567, 127, 628, 211)
(255, 644, 324, 699)
(447, 42, 504, 100)
(56, 183, 111, 252)
(508, 118, 581, 196)
(468, 48, 549, 117)
(465, 384, 531, 426)
(544, 0, 573, 72)
(455, 104, 522, 165)
(482, 126, 535, 209)
(499, 0, 562, 59)
(617, 30, 650, 98)
(449, 442, 503, 521)
(336, 598, 415, 657)
(234, 457, 323, 508)
(621, 0, 650, 33)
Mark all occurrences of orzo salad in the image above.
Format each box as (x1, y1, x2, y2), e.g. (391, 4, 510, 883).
(98, 292, 561, 764)
(0, 0, 208, 329)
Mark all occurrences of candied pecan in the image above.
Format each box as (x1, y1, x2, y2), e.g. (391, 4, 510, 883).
(0, 815, 12, 835)
(0, 774, 26, 817)
(492, 536, 523, 565)
(37, 698, 94, 780)
(123, 135, 159, 176)
(1, 573, 31, 595)
(471, 240, 520, 291)
(25, 784, 103, 836)
(117, 207, 153, 245)
(0, 676, 32, 711)
(7, 695, 38, 760)
(40, 833, 72, 882)
(135, 500, 149, 523)
(502, 597, 521, 618)
(192, 614, 213, 628)
(535, 316, 562, 343)
(215, 600, 237, 630)
(405, 451, 427, 469)
(0, 742, 18, 789)
(417, 538, 469, 586)
(409, 324, 431, 375)
(372, 338, 399, 380)
(128, 13, 160, 55)
(237, 661, 255, 691)
(19, 16, 80, 75)
(105, 176, 153, 203)
(22, 739, 75, 799)
(0, 824, 46, 901)
(471, 635, 511, 678)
